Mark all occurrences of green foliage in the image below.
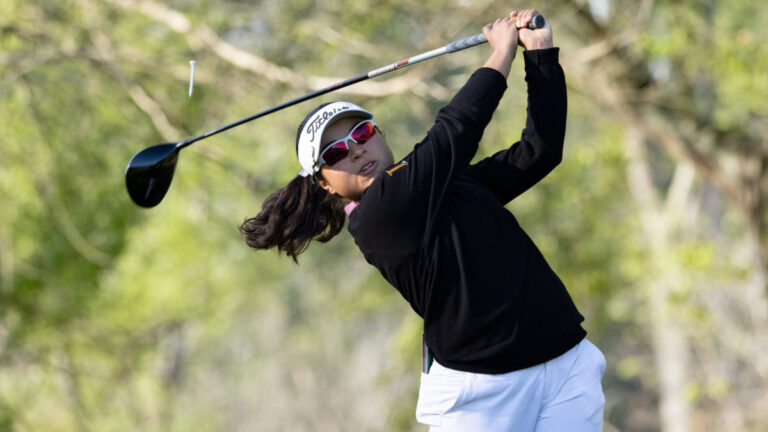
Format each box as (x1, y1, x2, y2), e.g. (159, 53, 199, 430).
(1, 0, 767, 431)
(638, 0, 768, 130)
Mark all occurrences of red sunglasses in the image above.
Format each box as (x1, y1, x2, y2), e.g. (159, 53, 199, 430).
(319, 120, 377, 167)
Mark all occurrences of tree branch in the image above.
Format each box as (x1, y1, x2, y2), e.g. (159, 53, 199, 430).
(105, 0, 435, 97)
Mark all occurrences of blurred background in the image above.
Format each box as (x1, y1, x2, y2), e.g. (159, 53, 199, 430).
(1, 0, 767, 430)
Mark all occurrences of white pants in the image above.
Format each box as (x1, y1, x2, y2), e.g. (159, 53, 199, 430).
(416, 339, 606, 432)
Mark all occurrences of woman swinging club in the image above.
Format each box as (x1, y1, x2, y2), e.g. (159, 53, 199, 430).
(241, 9, 606, 431)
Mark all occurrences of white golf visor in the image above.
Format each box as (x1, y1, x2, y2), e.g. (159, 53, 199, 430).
(297, 102, 373, 177)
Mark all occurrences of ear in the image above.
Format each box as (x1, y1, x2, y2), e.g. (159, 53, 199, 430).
(317, 176, 336, 195)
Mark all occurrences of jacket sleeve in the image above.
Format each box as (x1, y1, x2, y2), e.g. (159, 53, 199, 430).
(387, 68, 508, 245)
(350, 68, 508, 253)
(464, 48, 567, 204)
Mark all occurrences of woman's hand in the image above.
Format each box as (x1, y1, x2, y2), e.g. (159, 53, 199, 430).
(482, 16, 519, 59)
(512, 9, 553, 50)
(481, 16, 519, 79)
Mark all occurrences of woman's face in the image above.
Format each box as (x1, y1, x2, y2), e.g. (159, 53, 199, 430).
(318, 117, 394, 201)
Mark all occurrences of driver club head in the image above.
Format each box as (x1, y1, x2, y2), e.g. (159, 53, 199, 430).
(125, 143, 180, 208)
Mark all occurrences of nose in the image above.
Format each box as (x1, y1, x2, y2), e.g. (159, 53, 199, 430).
(348, 140, 366, 160)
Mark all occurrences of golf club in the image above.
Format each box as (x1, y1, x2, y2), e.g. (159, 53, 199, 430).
(126, 15, 546, 207)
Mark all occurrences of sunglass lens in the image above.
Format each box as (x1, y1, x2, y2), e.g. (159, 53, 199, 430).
(322, 142, 349, 166)
(351, 121, 375, 142)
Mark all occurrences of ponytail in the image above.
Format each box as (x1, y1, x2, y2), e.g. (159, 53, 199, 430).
(240, 175, 346, 262)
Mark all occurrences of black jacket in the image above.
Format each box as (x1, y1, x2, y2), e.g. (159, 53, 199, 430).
(348, 48, 585, 374)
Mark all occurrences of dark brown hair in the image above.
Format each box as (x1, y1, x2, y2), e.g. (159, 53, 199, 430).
(240, 103, 347, 262)
(239, 174, 346, 262)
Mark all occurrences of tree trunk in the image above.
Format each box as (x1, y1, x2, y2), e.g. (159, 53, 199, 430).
(624, 128, 692, 432)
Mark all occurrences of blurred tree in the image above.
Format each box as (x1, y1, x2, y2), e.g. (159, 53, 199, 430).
(541, 0, 768, 430)
(0, 0, 766, 431)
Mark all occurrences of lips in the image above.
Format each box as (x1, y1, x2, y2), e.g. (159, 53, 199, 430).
(359, 160, 376, 175)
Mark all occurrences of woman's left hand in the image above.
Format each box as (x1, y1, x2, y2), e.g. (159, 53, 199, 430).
(512, 9, 553, 51)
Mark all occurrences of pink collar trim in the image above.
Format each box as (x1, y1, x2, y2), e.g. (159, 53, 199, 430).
(344, 201, 360, 216)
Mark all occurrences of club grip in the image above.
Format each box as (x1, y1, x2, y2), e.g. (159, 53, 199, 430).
(528, 14, 546, 30)
(445, 14, 547, 53)
(446, 33, 488, 53)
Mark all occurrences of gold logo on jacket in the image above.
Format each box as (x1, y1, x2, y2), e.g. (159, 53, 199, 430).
(386, 161, 408, 176)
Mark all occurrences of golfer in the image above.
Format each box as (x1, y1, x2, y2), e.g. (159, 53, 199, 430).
(241, 9, 606, 431)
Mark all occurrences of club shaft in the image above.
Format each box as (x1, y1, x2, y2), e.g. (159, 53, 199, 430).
(177, 73, 369, 149)
(176, 15, 544, 150)
(176, 42, 453, 150)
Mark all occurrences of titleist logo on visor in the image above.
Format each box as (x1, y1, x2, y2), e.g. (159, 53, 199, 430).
(306, 106, 350, 142)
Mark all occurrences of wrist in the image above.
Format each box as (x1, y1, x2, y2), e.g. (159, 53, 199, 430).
(524, 40, 553, 51)
(492, 45, 516, 60)
(483, 48, 515, 79)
